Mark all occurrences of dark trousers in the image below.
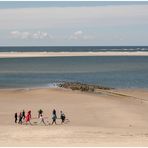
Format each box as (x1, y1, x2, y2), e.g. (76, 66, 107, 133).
(15, 118, 17, 123)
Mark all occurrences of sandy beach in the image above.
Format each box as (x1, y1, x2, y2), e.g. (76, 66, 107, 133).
(1, 1, 148, 147)
(0, 87, 148, 146)
(0, 51, 148, 58)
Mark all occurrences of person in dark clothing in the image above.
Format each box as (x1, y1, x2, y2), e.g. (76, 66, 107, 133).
(52, 109, 57, 125)
(53, 109, 56, 115)
(22, 110, 25, 120)
(38, 109, 43, 118)
(15, 113, 18, 123)
(60, 111, 66, 124)
(18, 112, 23, 124)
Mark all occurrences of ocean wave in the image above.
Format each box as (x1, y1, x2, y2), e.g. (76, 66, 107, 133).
(47, 82, 61, 88)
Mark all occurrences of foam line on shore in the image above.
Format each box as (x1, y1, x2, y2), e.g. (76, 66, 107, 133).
(0, 51, 148, 58)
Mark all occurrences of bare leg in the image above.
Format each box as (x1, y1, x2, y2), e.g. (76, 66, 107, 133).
(42, 119, 46, 126)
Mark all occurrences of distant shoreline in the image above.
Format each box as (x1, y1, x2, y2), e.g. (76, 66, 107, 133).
(0, 51, 148, 58)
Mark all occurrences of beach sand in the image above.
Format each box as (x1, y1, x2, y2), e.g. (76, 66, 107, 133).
(0, 51, 148, 58)
(0, 87, 148, 146)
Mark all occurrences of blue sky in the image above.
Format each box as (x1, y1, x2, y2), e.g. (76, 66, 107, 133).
(0, 1, 148, 46)
(1, 1, 148, 9)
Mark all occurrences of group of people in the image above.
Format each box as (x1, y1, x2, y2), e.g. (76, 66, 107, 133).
(14, 109, 66, 125)
(15, 110, 32, 124)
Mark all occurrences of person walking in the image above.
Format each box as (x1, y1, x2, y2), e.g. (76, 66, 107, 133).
(18, 112, 23, 124)
(22, 110, 25, 120)
(39, 114, 46, 125)
(25, 110, 31, 124)
(14, 112, 18, 123)
(60, 111, 66, 124)
(52, 109, 57, 125)
(38, 109, 43, 118)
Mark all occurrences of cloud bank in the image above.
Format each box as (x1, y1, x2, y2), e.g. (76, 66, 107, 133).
(0, 5, 148, 29)
(0, 4, 148, 45)
(10, 31, 53, 40)
(69, 30, 94, 40)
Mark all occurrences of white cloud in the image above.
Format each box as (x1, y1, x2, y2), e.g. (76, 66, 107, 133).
(10, 30, 53, 40)
(74, 30, 83, 36)
(10, 31, 21, 38)
(21, 32, 30, 39)
(69, 30, 94, 40)
(32, 31, 52, 39)
(1, 5, 148, 45)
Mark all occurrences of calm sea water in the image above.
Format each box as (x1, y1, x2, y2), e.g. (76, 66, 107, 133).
(0, 53, 148, 88)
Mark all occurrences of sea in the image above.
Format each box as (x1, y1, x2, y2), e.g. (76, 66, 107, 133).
(0, 46, 148, 89)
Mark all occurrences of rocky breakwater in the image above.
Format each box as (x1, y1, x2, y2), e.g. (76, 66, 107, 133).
(58, 82, 113, 92)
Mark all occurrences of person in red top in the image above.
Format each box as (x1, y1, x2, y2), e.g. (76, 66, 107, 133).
(28, 110, 31, 119)
(26, 110, 31, 124)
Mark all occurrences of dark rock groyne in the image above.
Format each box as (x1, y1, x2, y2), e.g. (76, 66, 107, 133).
(58, 82, 113, 92)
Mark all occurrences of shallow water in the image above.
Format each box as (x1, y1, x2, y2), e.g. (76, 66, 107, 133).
(0, 56, 148, 88)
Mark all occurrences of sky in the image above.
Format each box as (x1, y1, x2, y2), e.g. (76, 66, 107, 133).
(0, 1, 148, 46)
